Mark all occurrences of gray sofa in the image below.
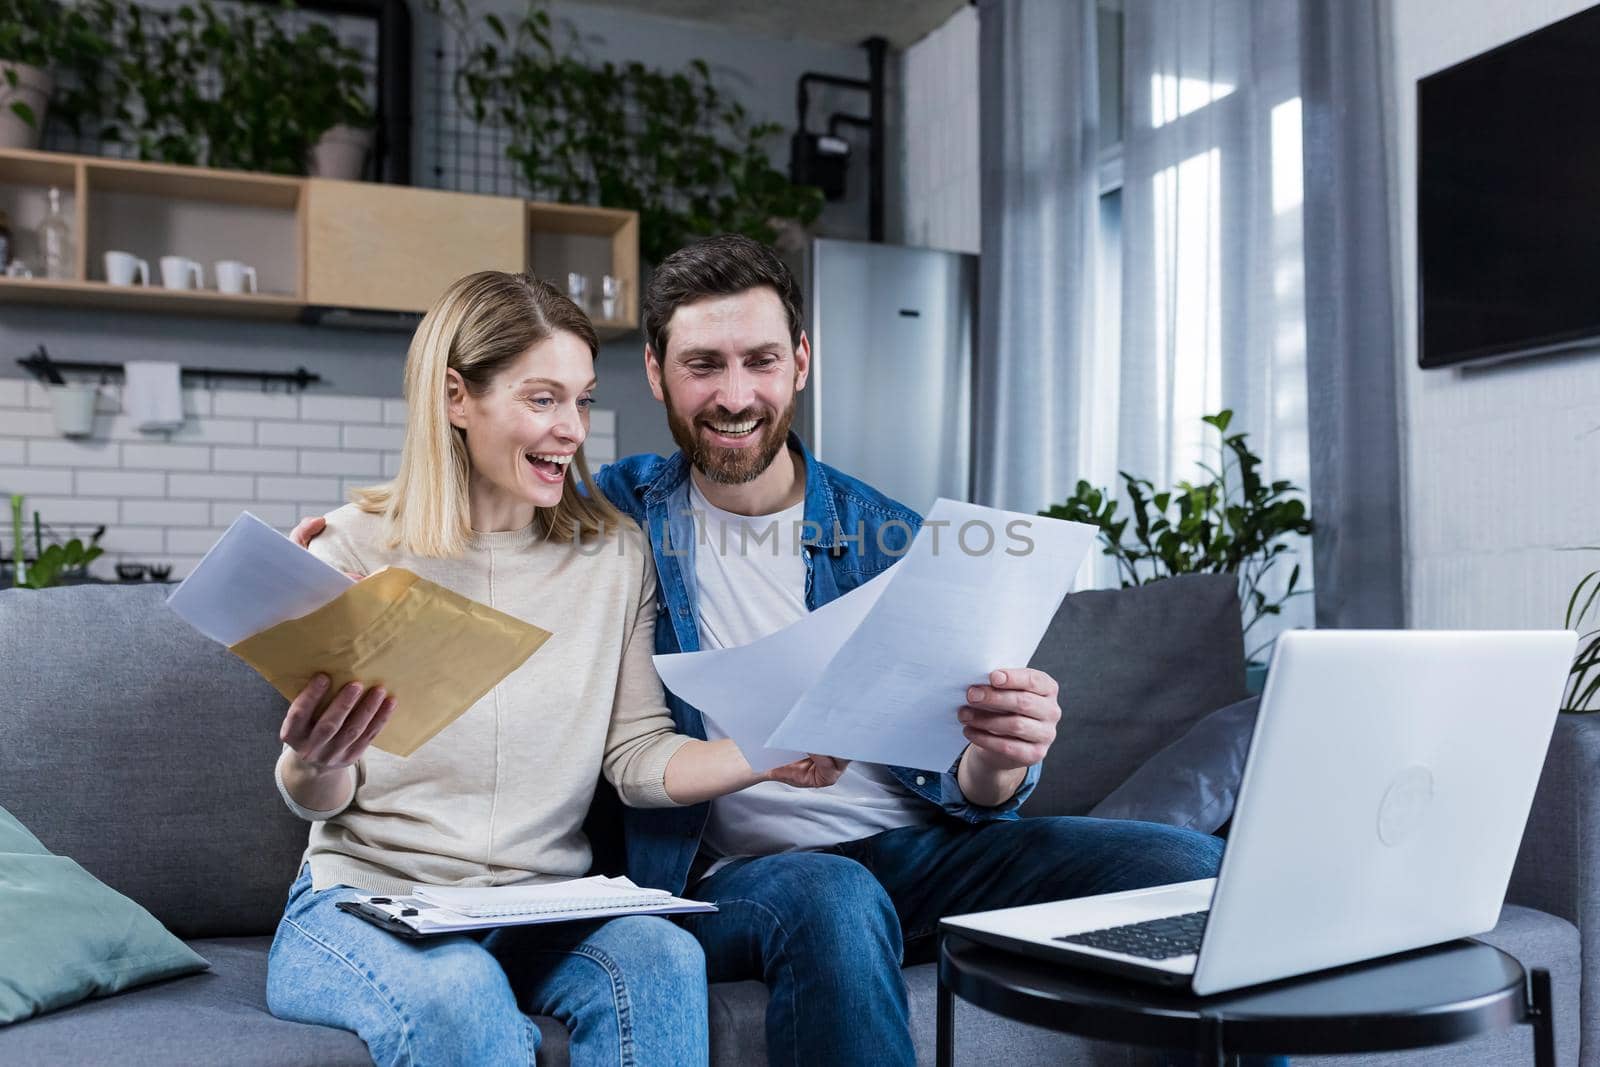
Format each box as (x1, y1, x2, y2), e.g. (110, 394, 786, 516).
(0, 574, 1594, 1066)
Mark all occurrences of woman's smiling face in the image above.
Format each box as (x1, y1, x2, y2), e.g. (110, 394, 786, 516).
(447, 329, 597, 528)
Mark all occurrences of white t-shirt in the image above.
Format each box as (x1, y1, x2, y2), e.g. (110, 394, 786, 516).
(688, 479, 933, 878)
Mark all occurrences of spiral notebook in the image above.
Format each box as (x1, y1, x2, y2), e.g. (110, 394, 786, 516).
(336, 876, 716, 938)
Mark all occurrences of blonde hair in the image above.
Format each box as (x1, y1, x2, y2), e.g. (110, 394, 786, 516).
(353, 271, 622, 557)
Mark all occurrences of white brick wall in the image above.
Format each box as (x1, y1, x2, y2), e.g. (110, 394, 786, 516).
(0, 383, 618, 581)
(900, 6, 980, 255)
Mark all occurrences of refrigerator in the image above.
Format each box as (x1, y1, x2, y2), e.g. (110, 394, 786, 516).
(800, 238, 977, 514)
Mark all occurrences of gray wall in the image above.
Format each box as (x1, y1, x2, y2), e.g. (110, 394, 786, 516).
(3, 0, 879, 462)
(1389, 0, 1600, 629)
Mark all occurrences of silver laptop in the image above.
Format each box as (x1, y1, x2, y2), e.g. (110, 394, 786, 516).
(941, 629, 1576, 995)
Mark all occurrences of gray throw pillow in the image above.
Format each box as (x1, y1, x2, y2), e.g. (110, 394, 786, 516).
(0, 804, 209, 1025)
(1089, 697, 1260, 832)
(1025, 574, 1249, 818)
(0, 584, 308, 939)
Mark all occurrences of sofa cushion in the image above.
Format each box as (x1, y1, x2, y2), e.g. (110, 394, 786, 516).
(1026, 574, 1249, 817)
(0, 936, 577, 1067)
(0, 584, 309, 939)
(1089, 697, 1259, 833)
(0, 803, 209, 1025)
(0, 908, 1576, 1067)
(0, 938, 371, 1067)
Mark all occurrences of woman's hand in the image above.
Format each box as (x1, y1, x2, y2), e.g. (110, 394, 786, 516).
(279, 673, 396, 773)
(767, 754, 850, 789)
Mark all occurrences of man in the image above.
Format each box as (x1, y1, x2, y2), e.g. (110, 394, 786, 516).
(592, 234, 1223, 1065)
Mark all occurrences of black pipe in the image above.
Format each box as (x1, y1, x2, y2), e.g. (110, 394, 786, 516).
(864, 36, 886, 242)
(795, 35, 889, 243)
(797, 72, 871, 136)
(243, 0, 412, 184)
(828, 113, 871, 138)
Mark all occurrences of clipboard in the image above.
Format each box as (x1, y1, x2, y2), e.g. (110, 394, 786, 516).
(336, 900, 432, 940)
(334, 888, 717, 938)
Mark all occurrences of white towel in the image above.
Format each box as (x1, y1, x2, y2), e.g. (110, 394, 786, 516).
(122, 361, 185, 432)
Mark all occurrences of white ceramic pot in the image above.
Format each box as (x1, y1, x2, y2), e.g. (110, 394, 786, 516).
(0, 61, 52, 150)
(50, 383, 98, 438)
(308, 125, 374, 181)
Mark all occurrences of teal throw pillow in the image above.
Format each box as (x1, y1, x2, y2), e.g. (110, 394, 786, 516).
(0, 804, 209, 1025)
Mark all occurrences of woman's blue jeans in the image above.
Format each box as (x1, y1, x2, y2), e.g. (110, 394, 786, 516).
(265, 866, 709, 1067)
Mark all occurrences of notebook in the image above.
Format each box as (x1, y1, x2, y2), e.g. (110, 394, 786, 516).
(335, 876, 717, 938)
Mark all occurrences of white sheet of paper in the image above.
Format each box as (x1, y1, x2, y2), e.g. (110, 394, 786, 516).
(652, 568, 894, 771)
(765, 500, 1097, 771)
(166, 511, 352, 646)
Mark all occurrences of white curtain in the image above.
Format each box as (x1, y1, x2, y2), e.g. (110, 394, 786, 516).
(1108, 0, 1315, 651)
(973, 0, 1099, 514)
(976, 0, 1316, 653)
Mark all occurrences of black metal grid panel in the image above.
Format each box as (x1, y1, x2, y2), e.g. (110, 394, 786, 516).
(40, 1, 380, 164)
(425, 32, 529, 197)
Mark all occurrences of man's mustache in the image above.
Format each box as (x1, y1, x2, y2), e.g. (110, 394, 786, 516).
(698, 408, 769, 423)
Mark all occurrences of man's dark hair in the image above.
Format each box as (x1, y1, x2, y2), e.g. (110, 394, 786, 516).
(643, 234, 805, 358)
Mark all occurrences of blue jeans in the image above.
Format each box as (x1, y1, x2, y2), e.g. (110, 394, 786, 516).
(265, 866, 709, 1067)
(682, 816, 1225, 1067)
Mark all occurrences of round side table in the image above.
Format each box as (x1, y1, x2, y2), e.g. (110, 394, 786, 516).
(936, 932, 1555, 1067)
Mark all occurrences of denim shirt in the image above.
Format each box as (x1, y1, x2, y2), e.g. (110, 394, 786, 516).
(594, 433, 1041, 893)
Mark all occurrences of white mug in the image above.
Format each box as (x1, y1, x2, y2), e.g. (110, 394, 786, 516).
(159, 255, 204, 291)
(104, 251, 149, 287)
(214, 260, 258, 295)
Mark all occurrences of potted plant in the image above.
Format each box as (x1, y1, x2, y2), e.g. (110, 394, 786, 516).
(0, 0, 114, 150)
(296, 21, 376, 180)
(1560, 562, 1600, 712)
(1041, 410, 1315, 689)
(437, 0, 823, 264)
(6, 493, 104, 588)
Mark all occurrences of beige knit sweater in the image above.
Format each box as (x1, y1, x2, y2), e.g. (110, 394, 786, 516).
(274, 503, 693, 894)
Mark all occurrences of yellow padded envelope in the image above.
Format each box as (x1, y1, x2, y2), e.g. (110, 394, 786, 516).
(230, 567, 552, 757)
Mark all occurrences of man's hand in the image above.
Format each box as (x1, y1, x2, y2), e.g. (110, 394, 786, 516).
(767, 754, 850, 789)
(956, 667, 1061, 806)
(290, 515, 363, 581)
(959, 667, 1061, 770)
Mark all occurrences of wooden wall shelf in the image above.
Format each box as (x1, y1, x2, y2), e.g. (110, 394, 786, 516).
(0, 147, 642, 337)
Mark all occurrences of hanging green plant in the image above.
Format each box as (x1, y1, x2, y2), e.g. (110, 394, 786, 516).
(435, 0, 824, 264)
(96, 0, 373, 175)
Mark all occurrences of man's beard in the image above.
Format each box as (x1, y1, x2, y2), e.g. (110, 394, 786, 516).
(664, 381, 798, 486)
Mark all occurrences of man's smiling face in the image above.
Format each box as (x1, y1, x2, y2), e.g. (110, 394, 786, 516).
(648, 286, 810, 485)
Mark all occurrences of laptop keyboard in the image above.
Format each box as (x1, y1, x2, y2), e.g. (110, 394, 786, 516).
(1054, 909, 1209, 960)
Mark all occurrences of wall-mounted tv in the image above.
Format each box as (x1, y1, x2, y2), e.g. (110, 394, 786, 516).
(1418, 4, 1600, 369)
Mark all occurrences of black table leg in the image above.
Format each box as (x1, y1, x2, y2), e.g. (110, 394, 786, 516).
(1204, 1014, 1226, 1067)
(1529, 967, 1554, 1067)
(938, 934, 953, 1067)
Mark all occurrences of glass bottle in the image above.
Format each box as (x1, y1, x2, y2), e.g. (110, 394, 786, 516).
(38, 187, 72, 280)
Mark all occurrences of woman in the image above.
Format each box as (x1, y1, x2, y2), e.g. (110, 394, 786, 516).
(265, 271, 844, 1066)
